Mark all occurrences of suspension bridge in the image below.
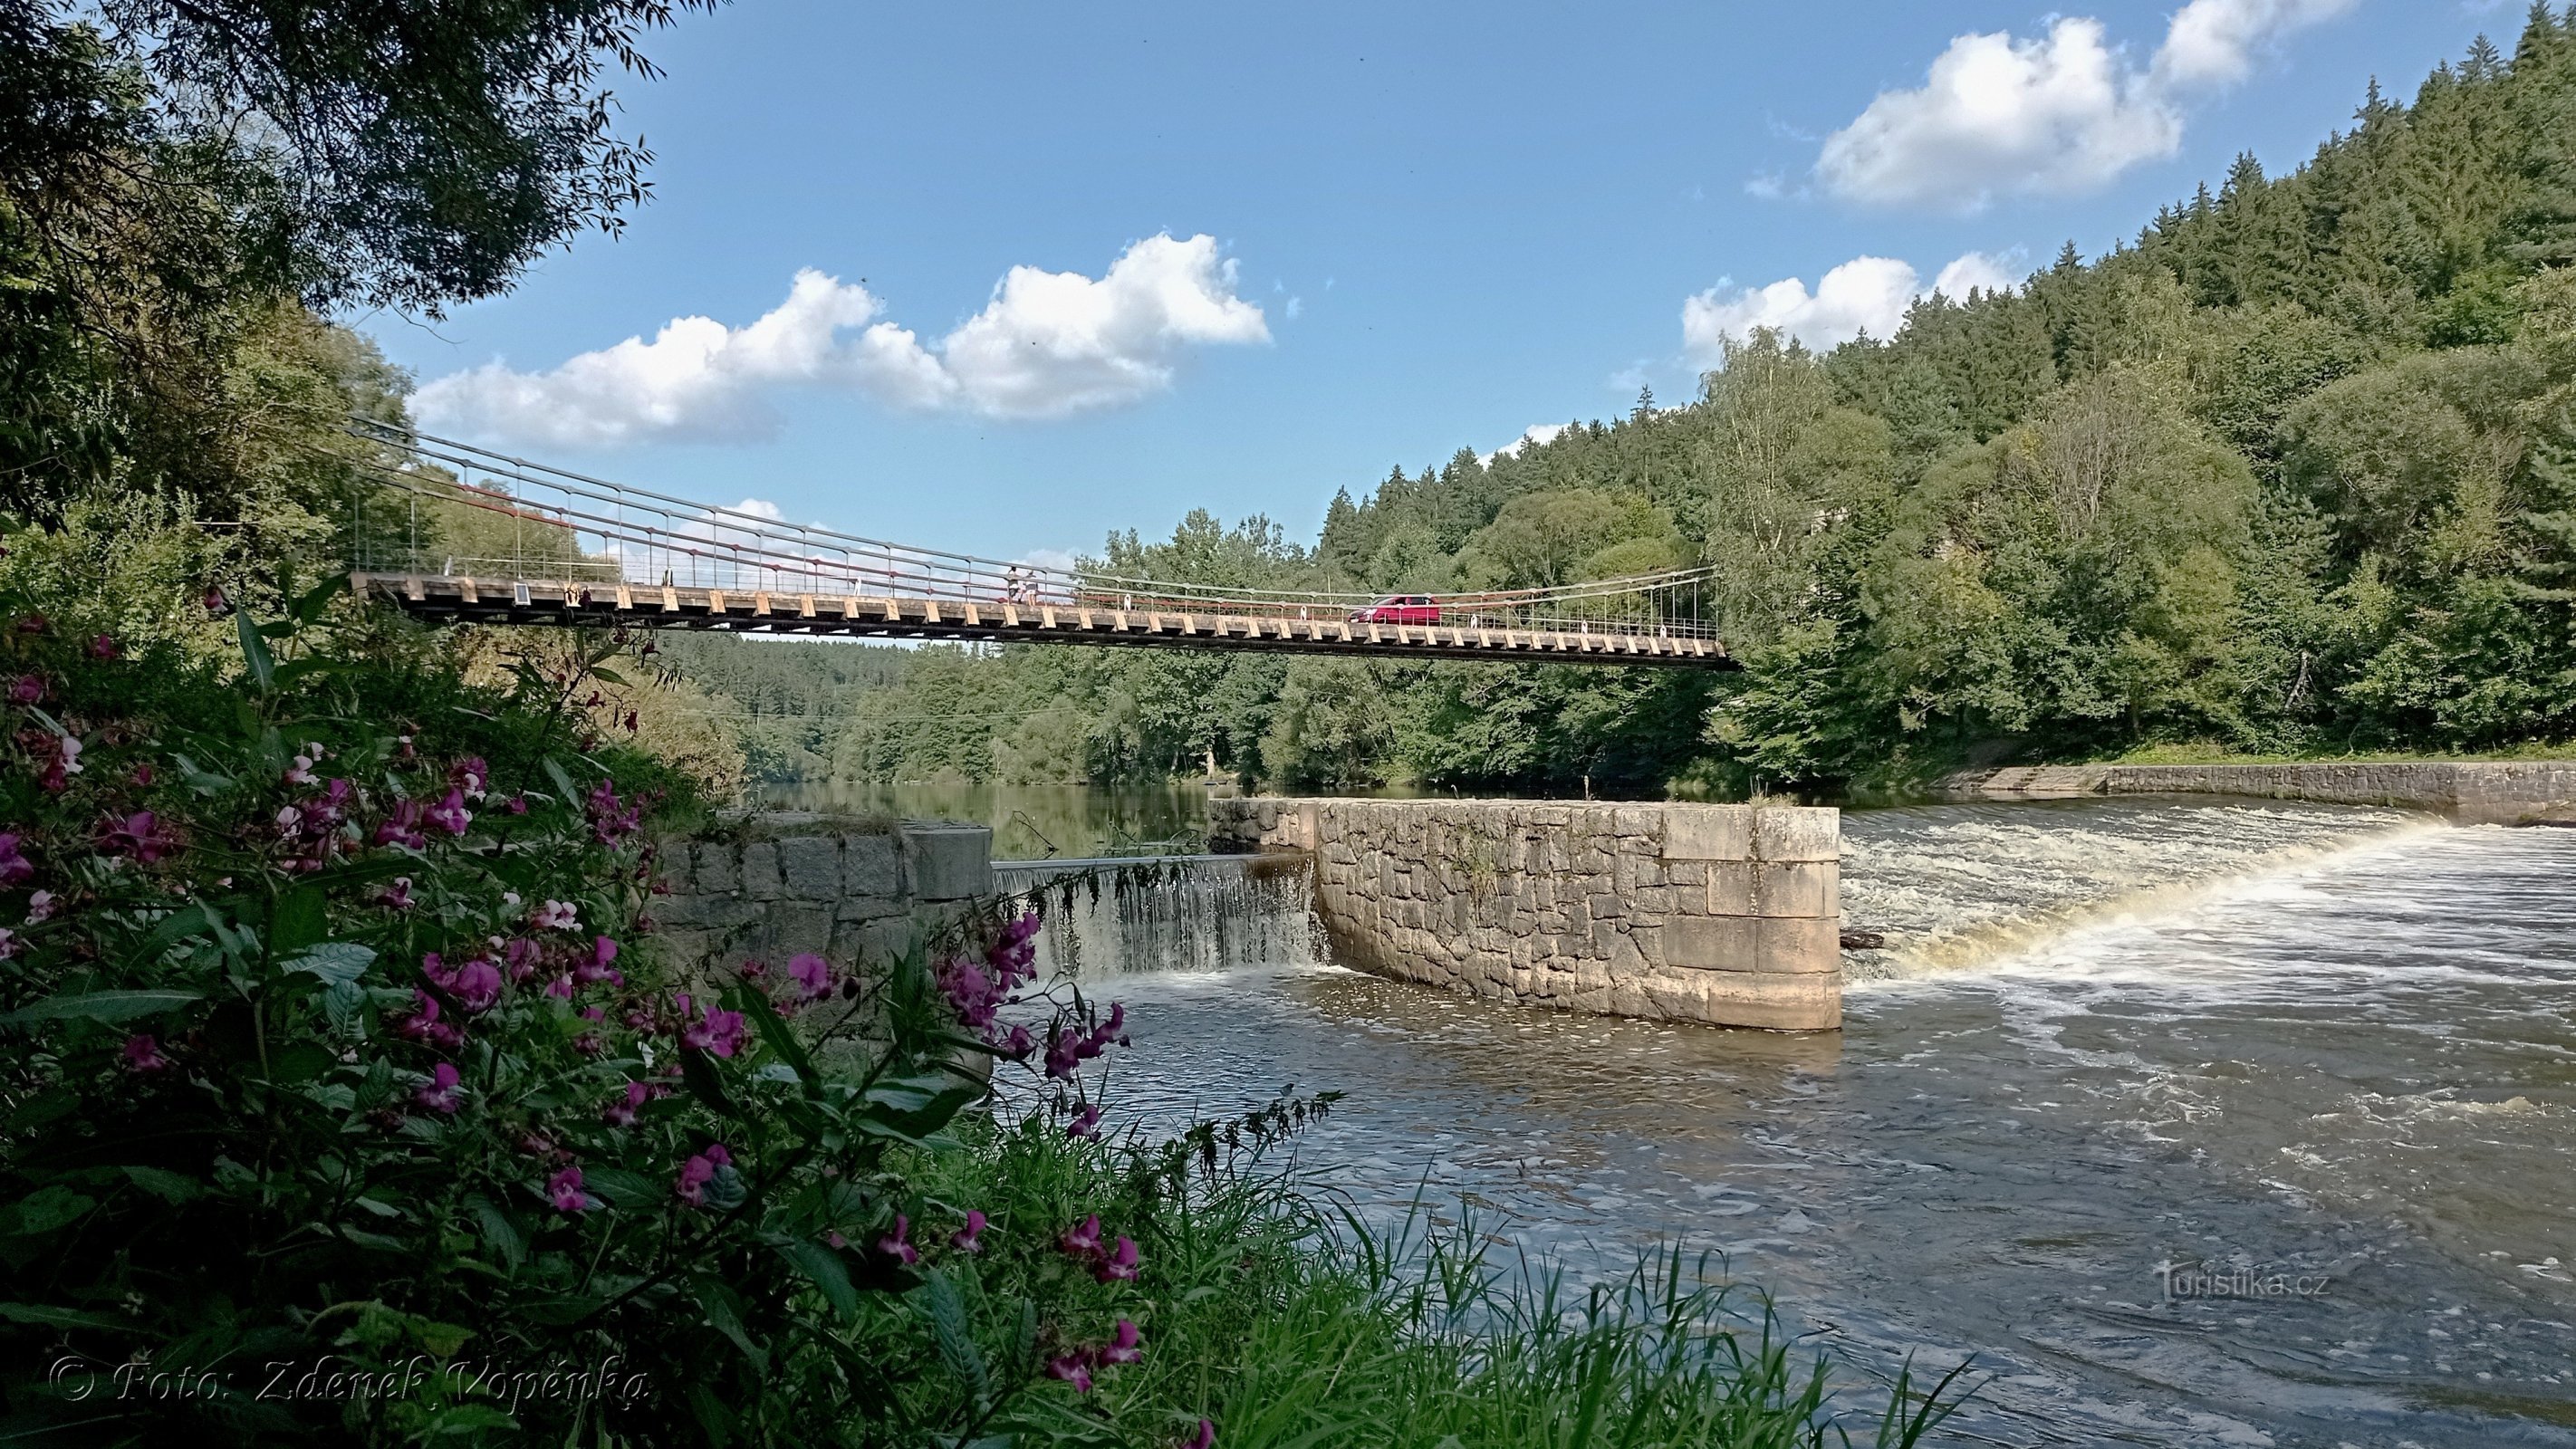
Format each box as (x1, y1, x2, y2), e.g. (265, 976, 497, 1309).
(339, 422, 1734, 668)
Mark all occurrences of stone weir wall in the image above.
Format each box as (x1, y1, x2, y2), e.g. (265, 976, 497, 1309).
(652, 817, 994, 978)
(1208, 798, 1842, 1032)
(1947, 761, 2576, 824)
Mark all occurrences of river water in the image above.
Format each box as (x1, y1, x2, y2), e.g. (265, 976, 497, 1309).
(1007, 798, 2576, 1448)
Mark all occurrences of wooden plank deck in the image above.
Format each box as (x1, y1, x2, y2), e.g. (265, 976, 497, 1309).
(352, 573, 1735, 669)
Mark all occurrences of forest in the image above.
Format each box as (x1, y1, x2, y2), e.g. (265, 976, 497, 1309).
(664, 11, 2576, 798)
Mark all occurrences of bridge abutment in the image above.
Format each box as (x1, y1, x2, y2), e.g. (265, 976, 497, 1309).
(1210, 798, 1842, 1032)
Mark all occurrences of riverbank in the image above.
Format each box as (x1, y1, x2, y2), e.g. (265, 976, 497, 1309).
(1937, 760, 2576, 824)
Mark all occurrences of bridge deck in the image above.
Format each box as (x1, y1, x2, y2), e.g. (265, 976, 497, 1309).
(359, 572, 1734, 668)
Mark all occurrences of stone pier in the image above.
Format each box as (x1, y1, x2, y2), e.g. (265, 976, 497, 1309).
(652, 816, 994, 977)
(1209, 798, 1842, 1032)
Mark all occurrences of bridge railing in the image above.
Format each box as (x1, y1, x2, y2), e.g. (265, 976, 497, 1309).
(336, 421, 1721, 640)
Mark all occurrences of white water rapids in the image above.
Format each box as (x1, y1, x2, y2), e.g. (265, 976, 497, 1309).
(1014, 799, 2576, 1448)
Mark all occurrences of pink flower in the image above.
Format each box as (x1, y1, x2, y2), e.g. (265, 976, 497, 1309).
(0, 926, 16, 960)
(415, 1061, 463, 1114)
(679, 999, 745, 1058)
(502, 792, 528, 816)
(533, 898, 579, 932)
(997, 1024, 1033, 1059)
(950, 1210, 987, 1253)
(283, 753, 317, 787)
(1067, 1104, 1102, 1139)
(603, 1080, 658, 1128)
(575, 935, 621, 984)
(0, 832, 32, 885)
(452, 959, 503, 1012)
(425, 788, 473, 837)
(121, 1035, 168, 1072)
(88, 635, 117, 660)
(586, 781, 641, 847)
(1095, 1235, 1140, 1283)
(547, 1165, 592, 1213)
(449, 756, 489, 801)
(675, 1144, 732, 1206)
(10, 614, 39, 635)
(1101, 1319, 1143, 1366)
(372, 799, 426, 849)
(396, 991, 462, 1051)
(420, 953, 458, 991)
(1185, 1418, 1216, 1449)
(1045, 1356, 1093, 1394)
(376, 877, 414, 910)
(786, 953, 831, 1000)
(8, 675, 43, 705)
(99, 811, 176, 863)
(25, 889, 54, 924)
(201, 588, 228, 616)
(877, 1214, 920, 1266)
(501, 936, 539, 981)
(1059, 1214, 1103, 1260)
(544, 974, 574, 1001)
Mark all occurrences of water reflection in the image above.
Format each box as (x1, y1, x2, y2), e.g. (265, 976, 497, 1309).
(1041, 806, 2576, 1448)
(759, 780, 1209, 859)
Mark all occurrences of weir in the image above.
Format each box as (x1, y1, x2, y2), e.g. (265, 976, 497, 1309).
(1210, 798, 1844, 1032)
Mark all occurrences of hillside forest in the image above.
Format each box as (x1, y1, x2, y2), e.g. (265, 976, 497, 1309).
(22, 11, 2576, 801)
(646, 14, 2576, 799)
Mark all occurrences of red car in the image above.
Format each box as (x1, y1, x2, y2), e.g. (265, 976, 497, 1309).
(1349, 594, 1442, 626)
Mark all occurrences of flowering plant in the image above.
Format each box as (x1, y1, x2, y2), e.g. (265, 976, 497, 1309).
(0, 574, 1171, 1445)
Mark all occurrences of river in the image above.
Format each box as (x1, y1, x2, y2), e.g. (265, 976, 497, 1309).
(976, 794, 2575, 1448)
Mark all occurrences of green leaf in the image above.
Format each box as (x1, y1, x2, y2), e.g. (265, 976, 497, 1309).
(129, 903, 213, 965)
(774, 1237, 860, 1320)
(693, 1281, 767, 1373)
(0, 1301, 131, 1333)
(920, 1270, 988, 1398)
(291, 571, 351, 626)
(735, 985, 817, 1092)
(588, 665, 628, 686)
(543, 757, 581, 807)
(0, 989, 202, 1027)
(468, 1195, 526, 1271)
(5, 1185, 95, 1236)
(236, 611, 275, 691)
(580, 1166, 660, 1211)
(425, 1405, 519, 1435)
(271, 888, 330, 956)
(284, 942, 377, 988)
(679, 1049, 739, 1119)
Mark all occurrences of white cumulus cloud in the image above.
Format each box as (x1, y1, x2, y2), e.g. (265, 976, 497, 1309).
(1480, 423, 1568, 466)
(414, 235, 1267, 447)
(1682, 251, 2020, 360)
(1813, 0, 2355, 211)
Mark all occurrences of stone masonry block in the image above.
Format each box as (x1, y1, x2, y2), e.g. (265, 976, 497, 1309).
(1710, 860, 1839, 918)
(1698, 970, 1840, 1031)
(767, 902, 835, 960)
(777, 837, 842, 900)
(739, 840, 783, 901)
(692, 842, 738, 896)
(1666, 915, 1758, 971)
(1751, 807, 1840, 862)
(1755, 916, 1841, 974)
(1662, 805, 1753, 861)
(844, 836, 899, 897)
(903, 823, 993, 901)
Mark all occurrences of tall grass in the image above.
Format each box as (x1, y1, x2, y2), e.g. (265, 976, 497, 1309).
(898, 1113, 1974, 1447)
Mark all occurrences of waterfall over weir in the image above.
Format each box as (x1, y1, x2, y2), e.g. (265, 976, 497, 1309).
(993, 853, 1326, 979)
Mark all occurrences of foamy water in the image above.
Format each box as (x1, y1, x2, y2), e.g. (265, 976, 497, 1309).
(1047, 804, 2576, 1448)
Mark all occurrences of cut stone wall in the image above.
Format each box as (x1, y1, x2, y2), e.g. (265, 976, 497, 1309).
(653, 817, 993, 977)
(1209, 798, 1842, 1032)
(1943, 761, 2576, 824)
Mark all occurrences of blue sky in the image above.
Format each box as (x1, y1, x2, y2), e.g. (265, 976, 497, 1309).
(365, 1, 2521, 566)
